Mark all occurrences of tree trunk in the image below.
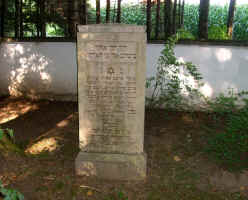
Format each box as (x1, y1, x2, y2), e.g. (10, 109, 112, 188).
(1, 0, 6, 37)
(227, 0, 236, 38)
(172, 0, 177, 34)
(68, 0, 81, 37)
(164, 0, 172, 39)
(15, 0, 20, 38)
(155, 0, 160, 39)
(40, 0, 45, 37)
(180, 0, 185, 28)
(198, 0, 210, 40)
(146, 0, 151, 40)
(20, 0, 23, 38)
(116, 0, 121, 23)
(178, 0, 181, 28)
(106, 0, 110, 23)
(96, 0, 100, 24)
(81, 0, 87, 25)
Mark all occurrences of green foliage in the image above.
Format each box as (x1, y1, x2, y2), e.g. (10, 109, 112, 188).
(183, 4, 199, 37)
(0, 128, 14, 141)
(206, 91, 248, 171)
(233, 5, 248, 40)
(146, 33, 203, 110)
(208, 25, 230, 40)
(104, 191, 128, 200)
(206, 89, 238, 119)
(0, 181, 24, 200)
(177, 29, 196, 40)
(184, 4, 248, 40)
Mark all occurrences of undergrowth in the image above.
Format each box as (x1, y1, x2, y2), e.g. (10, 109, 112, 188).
(146, 32, 248, 172)
(205, 91, 248, 171)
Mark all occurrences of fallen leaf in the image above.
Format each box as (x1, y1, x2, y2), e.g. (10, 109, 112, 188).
(87, 190, 93, 196)
(240, 186, 245, 191)
(174, 156, 181, 162)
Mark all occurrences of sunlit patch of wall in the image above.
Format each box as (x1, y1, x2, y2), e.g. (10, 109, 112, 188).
(0, 42, 77, 101)
(8, 44, 52, 98)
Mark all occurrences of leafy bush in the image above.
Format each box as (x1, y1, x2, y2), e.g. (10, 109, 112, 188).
(146, 33, 203, 110)
(206, 91, 248, 171)
(208, 25, 230, 40)
(177, 29, 196, 40)
(0, 181, 24, 200)
(206, 89, 238, 119)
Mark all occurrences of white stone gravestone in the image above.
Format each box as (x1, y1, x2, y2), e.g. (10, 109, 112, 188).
(76, 24, 147, 180)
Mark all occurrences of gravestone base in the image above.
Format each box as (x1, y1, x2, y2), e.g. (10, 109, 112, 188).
(75, 151, 147, 180)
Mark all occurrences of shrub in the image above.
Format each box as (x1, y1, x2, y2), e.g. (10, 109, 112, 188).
(206, 91, 248, 171)
(146, 33, 203, 110)
(208, 25, 230, 40)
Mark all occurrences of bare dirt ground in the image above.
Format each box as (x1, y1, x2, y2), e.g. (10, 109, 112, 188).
(0, 96, 248, 200)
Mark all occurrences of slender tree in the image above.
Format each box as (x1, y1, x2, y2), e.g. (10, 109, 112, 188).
(116, 0, 121, 23)
(15, 0, 20, 38)
(178, 0, 181, 28)
(81, 0, 87, 25)
(20, 0, 23, 38)
(68, 0, 81, 37)
(180, 0, 185, 28)
(155, 0, 160, 39)
(164, 0, 172, 39)
(1, 0, 6, 37)
(106, 0, 110, 23)
(198, 0, 210, 40)
(96, 0, 100, 23)
(147, 0, 151, 40)
(40, 0, 45, 37)
(172, 0, 177, 34)
(227, 0, 236, 38)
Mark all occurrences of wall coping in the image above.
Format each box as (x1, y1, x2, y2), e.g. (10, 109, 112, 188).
(1, 37, 248, 47)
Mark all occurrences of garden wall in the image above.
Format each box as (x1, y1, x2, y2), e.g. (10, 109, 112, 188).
(0, 42, 248, 103)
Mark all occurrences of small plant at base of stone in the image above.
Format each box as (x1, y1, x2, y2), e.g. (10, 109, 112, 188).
(146, 33, 203, 111)
(0, 181, 24, 200)
(206, 91, 248, 171)
(0, 128, 21, 154)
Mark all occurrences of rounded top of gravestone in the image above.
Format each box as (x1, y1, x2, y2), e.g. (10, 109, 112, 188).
(77, 24, 146, 33)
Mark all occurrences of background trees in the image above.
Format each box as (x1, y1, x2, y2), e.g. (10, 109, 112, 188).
(0, 0, 247, 41)
(227, 0, 236, 38)
(198, 0, 210, 39)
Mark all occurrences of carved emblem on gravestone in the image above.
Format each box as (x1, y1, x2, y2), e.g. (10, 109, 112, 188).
(107, 67, 115, 75)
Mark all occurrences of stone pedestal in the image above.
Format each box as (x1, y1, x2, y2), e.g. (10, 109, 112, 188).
(76, 24, 147, 180)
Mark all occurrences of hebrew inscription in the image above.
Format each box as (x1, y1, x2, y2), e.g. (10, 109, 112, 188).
(82, 42, 137, 151)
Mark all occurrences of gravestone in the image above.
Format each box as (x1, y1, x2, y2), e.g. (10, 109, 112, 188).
(75, 24, 147, 180)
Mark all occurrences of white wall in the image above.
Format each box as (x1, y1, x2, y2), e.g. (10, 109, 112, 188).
(0, 42, 248, 102)
(147, 44, 248, 99)
(0, 42, 77, 101)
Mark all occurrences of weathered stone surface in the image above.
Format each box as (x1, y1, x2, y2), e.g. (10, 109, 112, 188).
(75, 152, 147, 180)
(76, 24, 147, 180)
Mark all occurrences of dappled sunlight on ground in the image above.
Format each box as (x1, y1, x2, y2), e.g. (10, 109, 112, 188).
(25, 113, 76, 155)
(25, 137, 60, 155)
(0, 99, 38, 124)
